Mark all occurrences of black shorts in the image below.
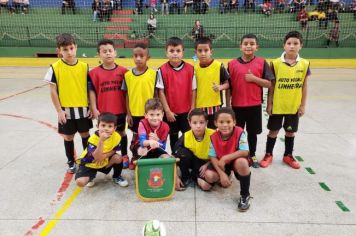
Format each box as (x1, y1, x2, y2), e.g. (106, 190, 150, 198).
(129, 116, 144, 133)
(207, 114, 216, 129)
(141, 148, 169, 159)
(267, 113, 299, 133)
(116, 113, 127, 132)
(233, 105, 262, 134)
(58, 118, 93, 135)
(164, 112, 190, 135)
(75, 164, 112, 180)
(207, 161, 234, 176)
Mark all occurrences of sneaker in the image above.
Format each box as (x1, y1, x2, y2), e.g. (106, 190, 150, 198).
(260, 153, 273, 168)
(113, 176, 129, 187)
(283, 155, 300, 169)
(86, 180, 95, 187)
(122, 155, 129, 169)
(238, 195, 251, 212)
(67, 163, 76, 174)
(250, 156, 260, 168)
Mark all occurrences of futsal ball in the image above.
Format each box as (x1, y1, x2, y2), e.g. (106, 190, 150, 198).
(142, 219, 166, 236)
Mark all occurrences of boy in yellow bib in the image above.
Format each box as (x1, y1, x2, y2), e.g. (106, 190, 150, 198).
(75, 112, 128, 187)
(260, 31, 311, 169)
(194, 37, 230, 129)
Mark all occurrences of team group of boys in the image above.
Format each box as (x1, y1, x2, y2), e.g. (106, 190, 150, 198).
(44, 30, 310, 211)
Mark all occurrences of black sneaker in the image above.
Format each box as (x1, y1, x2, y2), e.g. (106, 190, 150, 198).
(250, 156, 260, 168)
(238, 195, 251, 212)
(67, 162, 76, 174)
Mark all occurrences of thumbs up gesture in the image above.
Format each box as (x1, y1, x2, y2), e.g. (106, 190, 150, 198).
(245, 69, 256, 83)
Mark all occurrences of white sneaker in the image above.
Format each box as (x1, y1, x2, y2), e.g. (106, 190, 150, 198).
(86, 181, 95, 187)
(113, 176, 128, 187)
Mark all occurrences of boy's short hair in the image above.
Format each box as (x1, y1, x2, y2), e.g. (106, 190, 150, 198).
(194, 37, 212, 49)
(165, 37, 184, 50)
(284, 31, 303, 44)
(188, 108, 208, 121)
(97, 39, 115, 53)
(98, 112, 117, 126)
(134, 43, 150, 55)
(145, 98, 163, 113)
(56, 33, 76, 48)
(214, 107, 236, 121)
(240, 33, 258, 44)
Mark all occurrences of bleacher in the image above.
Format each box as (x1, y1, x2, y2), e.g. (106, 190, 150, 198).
(0, 0, 355, 48)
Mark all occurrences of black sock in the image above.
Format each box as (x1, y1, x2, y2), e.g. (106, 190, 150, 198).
(120, 135, 128, 156)
(236, 172, 251, 197)
(81, 136, 89, 149)
(284, 136, 295, 156)
(247, 133, 257, 157)
(170, 133, 179, 152)
(112, 162, 123, 178)
(266, 136, 276, 154)
(64, 140, 74, 164)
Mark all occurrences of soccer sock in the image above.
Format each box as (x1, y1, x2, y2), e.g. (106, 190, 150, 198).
(64, 140, 75, 164)
(81, 136, 89, 150)
(266, 136, 277, 154)
(247, 133, 257, 157)
(120, 135, 128, 156)
(170, 133, 179, 152)
(284, 136, 295, 156)
(236, 172, 251, 197)
(113, 162, 123, 178)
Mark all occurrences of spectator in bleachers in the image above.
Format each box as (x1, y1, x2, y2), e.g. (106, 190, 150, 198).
(293, 0, 305, 12)
(147, 13, 157, 37)
(328, 0, 340, 10)
(13, 0, 22, 13)
(112, 0, 122, 10)
(316, 0, 326, 10)
(275, 0, 286, 13)
(297, 5, 308, 31)
(92, 0, 101, 21)
(219, 0, 229, 13)
(161, 0, 169, 14)
(191, 19, 204, 41)
(261, 0, 272, 16)
(194, 0, 209, 14)
(62, 0, 76, 14)
(229, 0, 239, 12)
(244, 0, 256, 12)
(22, 0, 29, 13)
(169, 0, 181, 14)
(0, 0, 10, 14)
(326, 19, 340, 47)
(135, 0, 143, 14)
(150, 0, 158, 13)
(184, 0, 193, 13)
(99, 0, 113, 21)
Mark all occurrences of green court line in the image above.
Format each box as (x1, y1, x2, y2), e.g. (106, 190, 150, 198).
(335, 201, 350, 212)
(295, 156, 304, 162)
(319, 182, 331, 191)
(305, 167, 316, 175)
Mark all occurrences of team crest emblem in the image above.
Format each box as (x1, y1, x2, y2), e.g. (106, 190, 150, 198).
(147, 168, 165, 188)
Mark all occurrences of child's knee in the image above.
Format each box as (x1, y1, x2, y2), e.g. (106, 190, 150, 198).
(63, 134, 75, 141)
(204, 170, 219, 183)
(285, 131, 295, 137)
(112, 154, 122, 163)
(234, 158, 250, 175)
(198, 178, 212, 191)
(268, 130, 279, 137)
(76, 177, 89, 187)
(79, 131, 90, 138)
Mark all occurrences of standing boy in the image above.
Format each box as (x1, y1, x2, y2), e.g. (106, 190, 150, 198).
(194, 37, 230, 128)
(89, 39, 129, 168)
(121, 43, 156, 169)
(156, 37, 196, 150)
(227, 34, 274, 168)
(260, 31, 311, 169)
(44, 33, 92, 173)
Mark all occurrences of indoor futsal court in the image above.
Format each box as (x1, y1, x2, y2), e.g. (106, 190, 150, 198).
(0, 63, 355, 235)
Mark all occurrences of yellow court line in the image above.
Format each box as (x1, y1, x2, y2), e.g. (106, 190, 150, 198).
(0, 58, 356, 68)
(39, 186, 82, 236)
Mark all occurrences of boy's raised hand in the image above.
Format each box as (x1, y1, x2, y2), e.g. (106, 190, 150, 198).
(99, 129, 111, 141)
(245, 69, 256, 83)
(58, 110, 67, 124)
